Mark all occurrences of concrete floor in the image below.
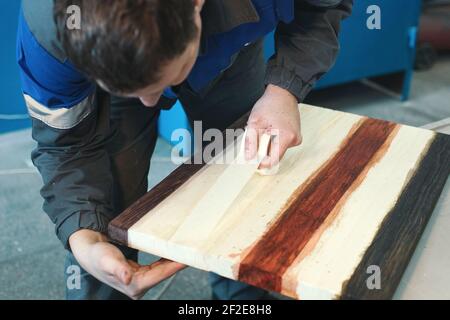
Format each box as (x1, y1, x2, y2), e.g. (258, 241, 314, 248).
(1, 55, 449, 300)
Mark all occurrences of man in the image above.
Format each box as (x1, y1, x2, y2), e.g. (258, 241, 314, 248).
(17, 0, 352, 300)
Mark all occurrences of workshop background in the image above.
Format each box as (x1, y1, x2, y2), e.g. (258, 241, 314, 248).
(1, 0, 450, 299)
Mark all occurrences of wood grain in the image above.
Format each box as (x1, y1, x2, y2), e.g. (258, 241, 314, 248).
(341, 133, 450, 299)
(170, 133, 271, 247)
(238, 118, 398, 292)
(281, 122, 438, 299)
(107, 104, 450, 299)
(108, 112, 250, 244)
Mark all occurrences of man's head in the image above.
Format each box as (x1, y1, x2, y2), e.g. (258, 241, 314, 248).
(54, 0, 205, 106)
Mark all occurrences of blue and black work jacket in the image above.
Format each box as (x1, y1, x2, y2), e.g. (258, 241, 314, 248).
(17, 0, 352, 249)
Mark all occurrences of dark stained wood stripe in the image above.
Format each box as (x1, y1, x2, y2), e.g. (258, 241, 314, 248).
(341, 133, 450, 300)
(108, 112, 250, 245)
(238, 118, 398, 293)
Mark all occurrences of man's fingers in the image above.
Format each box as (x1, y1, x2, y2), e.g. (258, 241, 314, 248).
(260, 134, 279, 169)
(259, 132, 291, 169)
(137, 259, 186, 290)
(96, 244, 134, 285)
(107, 258, 133, 285)
(102, 258, 133, 285)
(244, 126, 259, 161)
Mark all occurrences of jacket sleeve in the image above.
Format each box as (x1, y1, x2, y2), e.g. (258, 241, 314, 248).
(17, 10, 115, 250)
(265, 0, 353, 101)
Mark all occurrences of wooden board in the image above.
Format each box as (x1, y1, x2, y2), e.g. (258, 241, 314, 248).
(108, 104, 450, 300)
(394, 118, 450, 299)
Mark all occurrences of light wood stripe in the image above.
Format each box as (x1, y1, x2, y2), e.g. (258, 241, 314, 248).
(170, 133, 271, 247)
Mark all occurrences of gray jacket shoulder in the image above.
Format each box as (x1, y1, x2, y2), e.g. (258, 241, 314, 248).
(22, 0, 66, 62)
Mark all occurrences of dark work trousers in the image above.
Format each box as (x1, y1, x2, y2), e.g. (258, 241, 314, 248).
(65, 39, 268, 300)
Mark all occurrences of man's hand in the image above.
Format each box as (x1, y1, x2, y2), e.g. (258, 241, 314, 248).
(69, 229, 186, 300)
(246, 84, 302, 169)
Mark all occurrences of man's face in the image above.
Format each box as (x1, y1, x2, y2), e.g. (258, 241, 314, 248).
(133, 32, 201, 107)
(107, 0, 204, 107)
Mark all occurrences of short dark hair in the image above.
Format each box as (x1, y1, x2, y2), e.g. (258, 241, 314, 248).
(54, 0, 198, 93)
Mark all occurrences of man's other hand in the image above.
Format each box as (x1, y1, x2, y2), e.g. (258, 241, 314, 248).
(69, 229, 186, 300)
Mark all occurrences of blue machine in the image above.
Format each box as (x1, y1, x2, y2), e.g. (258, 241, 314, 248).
(267, 0, 422, 99)
(0, 1, 30, 134)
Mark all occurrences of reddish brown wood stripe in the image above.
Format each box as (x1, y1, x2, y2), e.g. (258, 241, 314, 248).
(238, 118, 398, 293)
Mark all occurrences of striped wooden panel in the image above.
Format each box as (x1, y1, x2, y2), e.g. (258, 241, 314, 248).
(109, 105, 450, 300)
